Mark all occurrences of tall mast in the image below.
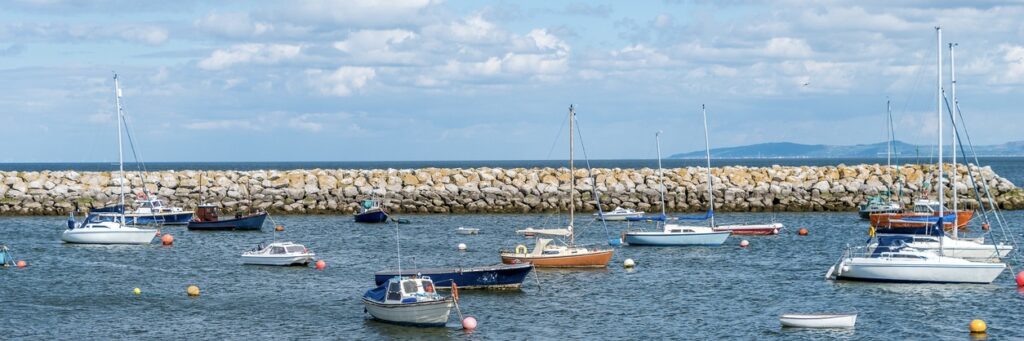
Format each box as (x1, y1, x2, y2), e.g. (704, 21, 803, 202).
(568, 105, 575, 246)
(935, 27, 945, 243)
(886, 99, 892, 170)
(949, 42, 959, 240)
(656, 131, 666, 217)
(114, 73, 126, 225)
(702, 104, 715, 227)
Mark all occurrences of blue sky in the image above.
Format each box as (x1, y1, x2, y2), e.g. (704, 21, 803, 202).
(2, 0, 1023, 162)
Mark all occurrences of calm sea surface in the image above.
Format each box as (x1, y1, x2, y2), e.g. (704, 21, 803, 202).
(2, 211, 1023, 340)
(3, 157, 1022, 186)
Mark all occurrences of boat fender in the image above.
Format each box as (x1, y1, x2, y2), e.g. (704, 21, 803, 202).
(515, 244, 527, 255)
(452, 282, 459, 302)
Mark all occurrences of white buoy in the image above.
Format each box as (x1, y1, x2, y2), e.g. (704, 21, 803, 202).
(623, 258, 635, 268)
(740, 240, 750, 248)
(457, 243, 467, 251)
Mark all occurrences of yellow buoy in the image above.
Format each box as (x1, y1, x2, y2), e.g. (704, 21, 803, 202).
(187, 285, 201, 297)
(133, 287, 141, 295)
(970, 319, 987, 333)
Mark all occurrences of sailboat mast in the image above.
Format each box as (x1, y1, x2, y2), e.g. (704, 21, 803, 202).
(935, 27, 945, 247)
(568, 105, 575, 246)
(886, 100, 892, 170)
(702, 104, 715, 227)
(114, 73, 126, 225)
(949, 42, 959, 240)
(656, 131, 666, 217)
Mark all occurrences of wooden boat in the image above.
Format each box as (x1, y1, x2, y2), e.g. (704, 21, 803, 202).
(363, 276, 453, 327)
(354, 198, 389, 223)
(498, 106, 613, 268)
(240, 241, 315, 266)
(374, 263, 533, 289)
(779, 314, 857, 328)
(187, 204, 267, 231)
(870, 199, 972, 233)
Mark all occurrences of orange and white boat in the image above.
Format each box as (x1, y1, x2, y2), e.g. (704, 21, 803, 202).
(870, 199, 972, 230)
(499, 105, 613, 268)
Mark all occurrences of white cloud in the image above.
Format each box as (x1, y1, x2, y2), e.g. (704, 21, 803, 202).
(120, 25, 168, 45)
(288, 115, 323, 132)
(763, 37, 813, 58)
(993, 44, 1024, 84)
(305, 66, 376, 96)
(198, 44, 302, 70)
(286, 0, 434, 26)
(185, 119, 260, 130)
(195, 12, 274, 38)
(333, 29, 419, 63)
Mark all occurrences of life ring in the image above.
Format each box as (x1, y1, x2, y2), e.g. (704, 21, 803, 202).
(515, 244, 528, 255)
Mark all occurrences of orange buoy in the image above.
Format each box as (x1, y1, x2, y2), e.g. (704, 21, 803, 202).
(186, 285, 200, 297)
(981, 223, 990, 231)
(1015, 271, 1024, 287)
(969, 319, 987, 333)
(462, 316, 478, 330)
(161, 234, 174, 246)
(315, 260, 326, 270)
(16, 260, 27, 268)
(275, 225, 285, 232)
(798, 228, 809, 236)
(739, 240, 750, 248)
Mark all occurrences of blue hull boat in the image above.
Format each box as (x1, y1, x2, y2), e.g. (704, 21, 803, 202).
(124, 212, 194, 225)
(355, 210, 389, 223)
(374, 263, 534, 289)
(623, 231, 730, 246)
(188, 212, 267, 231)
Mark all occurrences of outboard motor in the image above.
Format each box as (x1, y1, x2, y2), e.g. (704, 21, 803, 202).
(67, 212, 76, 230)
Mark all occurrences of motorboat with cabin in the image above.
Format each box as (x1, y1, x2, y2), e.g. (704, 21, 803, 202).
(240, 241, 315, 266)
(187, 204, 267, 231)
(593, 207, 644, 221)
(362, 276, 454, 327)
(91, 193, 193, 225)
(354, 198, 389, 223)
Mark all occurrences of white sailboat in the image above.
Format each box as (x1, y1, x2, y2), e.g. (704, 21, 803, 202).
(62, 74, 157, 245)
(622, 125, 731, 246)
(828, 28, 1006, 284)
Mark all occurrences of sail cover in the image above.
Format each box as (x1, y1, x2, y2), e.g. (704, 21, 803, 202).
(676, 210, 713, 221)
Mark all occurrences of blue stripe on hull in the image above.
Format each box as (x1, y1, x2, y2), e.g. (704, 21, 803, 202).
(623, 232, 729, 246)
(835, 275, 982, 284)
(355, 211, 389, 223)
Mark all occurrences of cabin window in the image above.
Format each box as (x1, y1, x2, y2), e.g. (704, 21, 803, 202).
(543, 250, 560, 255)
(285, 246, 305, 253)
(402, 281, 418, 294)
(683, 229, 695, 233)
(386, 283, 402, 301)
(271, 247, 285, 254)
(670, 229, 681, 233)
(423, 281, 434, 293)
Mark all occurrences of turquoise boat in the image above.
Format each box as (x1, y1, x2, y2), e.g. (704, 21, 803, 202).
(1, 245, 14, 267)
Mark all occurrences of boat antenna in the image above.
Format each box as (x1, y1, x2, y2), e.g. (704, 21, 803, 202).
(114, 72, 126, 226)
(568, 104, 575, 246)
(656, 131, 667, 218)
(701, 104, 715, 227)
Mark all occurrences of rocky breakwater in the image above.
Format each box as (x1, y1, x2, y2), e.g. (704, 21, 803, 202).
(0, 164, 1021, 216)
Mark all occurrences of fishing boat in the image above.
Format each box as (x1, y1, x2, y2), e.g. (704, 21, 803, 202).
(354, 198, 389, 223)
(363, 276, 454, 327)
(779, 314, 857, 328)
(455, 227, 480, 235)
(187, 204, 267, 231)
(61, 74, 157, 245)
(119, 193, 193, 225)
(593, 207, 644, 221)
(1, 245, 15, 267)
(374, 263, 533, 289)
(499, 106, 614, 267)
(240, 241, 315, 266)
(826, 28, 1007, 284)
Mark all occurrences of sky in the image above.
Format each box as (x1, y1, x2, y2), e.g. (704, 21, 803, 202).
(1, 0, 1023, 162)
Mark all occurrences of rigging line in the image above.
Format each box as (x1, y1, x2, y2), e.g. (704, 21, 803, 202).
(543, 110, 570, 162)
(572, 115, 615, 245)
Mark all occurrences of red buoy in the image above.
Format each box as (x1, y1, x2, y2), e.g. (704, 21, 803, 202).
(16, 260, 27, 268)
(1016, 271, 1024, 287)
(315, 260, 326, 270)
(798, 228, 809, 236)
(161, 234, 174, 246)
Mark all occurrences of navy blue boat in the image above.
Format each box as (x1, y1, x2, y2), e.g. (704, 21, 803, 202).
(374, 263, 534, 289)
(187, 204, 267, 231)
(354, 198, 389, 223)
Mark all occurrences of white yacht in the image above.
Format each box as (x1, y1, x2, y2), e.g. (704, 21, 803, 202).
(240, 241, 316, 266)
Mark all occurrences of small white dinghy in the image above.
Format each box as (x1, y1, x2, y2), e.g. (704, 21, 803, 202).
(241, 241, 315, 266)
(455, 227, 480, 235)
(779, 314, 857, 328)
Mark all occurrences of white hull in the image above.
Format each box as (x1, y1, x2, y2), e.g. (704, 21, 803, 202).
(61, 227, 155, 244)
(362, 298, 453, 327)
(780, 314, 857, 328)
(455, 228, 479, 235)
(241, 254, 315, 266)
(594, 213, 642, 221)
(831, 257, 1005, 284)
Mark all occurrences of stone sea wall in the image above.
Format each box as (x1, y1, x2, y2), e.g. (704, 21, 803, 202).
(1, 164, 1022, 216)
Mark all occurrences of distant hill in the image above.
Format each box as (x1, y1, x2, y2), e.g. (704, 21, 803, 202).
(669, 140, 1024, 159)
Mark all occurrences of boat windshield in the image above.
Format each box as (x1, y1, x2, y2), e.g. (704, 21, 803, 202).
(386, 282, 402, 301)
(402, 280, 418, 294)
(285, 246, 305, 253)
(271, 246, 285, 254)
